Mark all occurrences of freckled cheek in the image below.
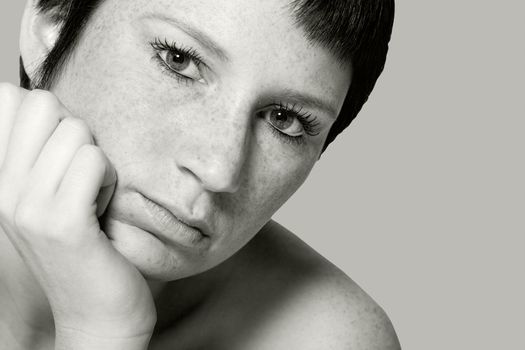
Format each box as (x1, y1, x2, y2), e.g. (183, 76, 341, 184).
(215, 162, 310, 255)
(60, 22, 217, 157)
(66, 68, 192, 158)
(241, 153, 314, 218)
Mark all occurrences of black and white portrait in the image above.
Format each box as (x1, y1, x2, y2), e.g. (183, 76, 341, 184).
(0, 1, 523, 349)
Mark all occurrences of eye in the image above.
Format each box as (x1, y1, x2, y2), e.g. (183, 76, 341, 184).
(151, 39, 205, 83)
(259, 103, 321, 140)
(264, 109, 305, 137)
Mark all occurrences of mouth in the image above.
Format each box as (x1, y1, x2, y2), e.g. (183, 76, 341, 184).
(138, 193, 211, 250)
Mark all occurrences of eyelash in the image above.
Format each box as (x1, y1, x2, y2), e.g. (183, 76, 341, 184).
(150, 37, 203, 84)
(150, 38, 320, 146)
(265, 102, 321, 146)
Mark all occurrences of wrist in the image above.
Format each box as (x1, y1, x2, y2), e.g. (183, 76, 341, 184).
(55, 326, 153, 350)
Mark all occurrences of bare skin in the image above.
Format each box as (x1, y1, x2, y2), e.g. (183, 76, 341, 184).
(0, 0, 400, 348)
(1, 217, 399, 349)
(149, 222, 399, 349)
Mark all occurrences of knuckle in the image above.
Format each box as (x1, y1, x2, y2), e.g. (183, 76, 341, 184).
(27, 88, 56, 101)
(72, 145, 106, 176)
(88, 148, 108, 176)
(0, 82, 20, 101)
(78, 144, 104, 163)
(26, 89, 61, 112)
(13, 199, 76, 243)
(13, 200, 44, 235)
(61, 117, 93, 143)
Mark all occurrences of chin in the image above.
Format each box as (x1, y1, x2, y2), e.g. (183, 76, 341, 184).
(103, 217, 210, 281)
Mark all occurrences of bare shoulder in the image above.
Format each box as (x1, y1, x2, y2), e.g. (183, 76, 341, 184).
(230, 220, 401, 349)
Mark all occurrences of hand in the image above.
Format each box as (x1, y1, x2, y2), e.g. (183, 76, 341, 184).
(0, 83, 156, 346)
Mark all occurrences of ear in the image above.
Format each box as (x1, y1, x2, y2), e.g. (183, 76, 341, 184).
(19, 0, 61, 80)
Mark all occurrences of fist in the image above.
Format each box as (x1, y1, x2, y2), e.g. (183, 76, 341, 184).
(0, 83, 156, 341)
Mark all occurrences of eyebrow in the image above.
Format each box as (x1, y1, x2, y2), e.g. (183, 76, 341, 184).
(279, 89, 340, 119)
(142, 13, 339, 118)
(142, 13, 230, 62)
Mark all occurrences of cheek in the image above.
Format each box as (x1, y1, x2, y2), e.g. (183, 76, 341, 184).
(51, 29, 188, 170)
(209, 151, 313, 262)
(233, 136, 315, 223)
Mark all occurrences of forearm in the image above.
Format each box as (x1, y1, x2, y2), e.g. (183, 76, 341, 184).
(55, 327, 153, 350)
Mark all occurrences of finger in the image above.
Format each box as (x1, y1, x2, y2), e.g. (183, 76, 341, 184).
(2, 89, 70, 175)
(96, 182, 116, 218)
(0, 83, 28, 166)
(29, 117, 94, 196)
(57, 145, 117, 216)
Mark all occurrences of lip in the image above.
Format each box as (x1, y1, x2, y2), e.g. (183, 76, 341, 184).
(138, 193, 211, 250)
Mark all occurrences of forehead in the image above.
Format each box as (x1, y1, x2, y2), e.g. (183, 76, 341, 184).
(114, 0, 297, 37)
(101, 0, 318, 62)
(90, 0, 351, 108)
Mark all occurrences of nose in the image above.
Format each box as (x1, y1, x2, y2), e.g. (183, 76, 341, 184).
(175, 106, 251, 194)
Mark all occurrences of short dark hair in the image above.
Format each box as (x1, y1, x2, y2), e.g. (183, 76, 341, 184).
(21, 0, 394, 151)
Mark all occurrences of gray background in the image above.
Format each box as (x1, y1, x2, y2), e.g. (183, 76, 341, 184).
(1, 1, 524, 349)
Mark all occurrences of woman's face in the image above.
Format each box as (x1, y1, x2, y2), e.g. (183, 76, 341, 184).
(50, 0, 351, 280)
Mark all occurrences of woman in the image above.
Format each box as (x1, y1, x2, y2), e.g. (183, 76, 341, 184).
(0, 0, 398, 348)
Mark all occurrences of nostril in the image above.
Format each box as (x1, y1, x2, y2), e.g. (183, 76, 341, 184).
(200, 162, 242, 193)
(178, 161, 242, 194)
(174, 118, 251, 194)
